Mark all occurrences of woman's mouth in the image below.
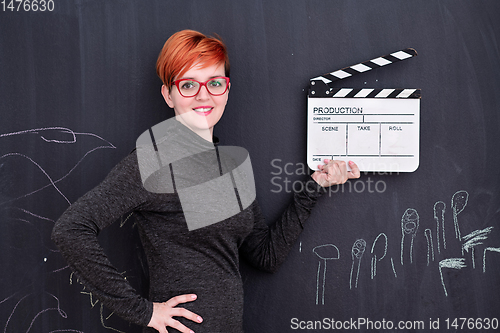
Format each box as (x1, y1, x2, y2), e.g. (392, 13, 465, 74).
(193, 107, 213, 116)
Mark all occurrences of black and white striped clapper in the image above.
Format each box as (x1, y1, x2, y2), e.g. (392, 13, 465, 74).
(307, 48, 421, 173)
(309, 48, 420, 98)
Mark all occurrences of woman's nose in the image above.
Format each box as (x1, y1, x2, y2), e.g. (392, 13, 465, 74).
(196, 85, 210, 100)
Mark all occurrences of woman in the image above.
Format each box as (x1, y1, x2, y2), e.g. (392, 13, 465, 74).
(52, 30, 360, 333)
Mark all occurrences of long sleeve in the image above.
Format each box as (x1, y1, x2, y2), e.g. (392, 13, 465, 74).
(239, 178, 324, 273)
(51, 151, 154, 326)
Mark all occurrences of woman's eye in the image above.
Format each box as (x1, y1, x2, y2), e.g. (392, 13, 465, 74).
(181, 81, 196, 89)
(208, 80, 222, 87)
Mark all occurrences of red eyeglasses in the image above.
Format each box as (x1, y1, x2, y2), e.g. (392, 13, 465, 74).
(173, 77, 230, 97)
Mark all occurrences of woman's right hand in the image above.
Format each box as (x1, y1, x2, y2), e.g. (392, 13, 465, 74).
(147, 294, 203, 333)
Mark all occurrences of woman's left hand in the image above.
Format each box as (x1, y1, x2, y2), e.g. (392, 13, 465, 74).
(311, 159, 360, 187)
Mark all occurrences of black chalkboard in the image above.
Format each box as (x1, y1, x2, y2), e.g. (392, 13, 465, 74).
(1, 1, 499, 332)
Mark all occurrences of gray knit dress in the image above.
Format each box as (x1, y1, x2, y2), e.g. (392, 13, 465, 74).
(52, 119, 324, 332)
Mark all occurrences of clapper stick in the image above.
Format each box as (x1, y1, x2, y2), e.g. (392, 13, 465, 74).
(310, 48, 418, 85)
(308, 48, 420, 98)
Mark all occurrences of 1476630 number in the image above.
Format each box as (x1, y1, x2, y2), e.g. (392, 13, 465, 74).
(445, 318, 498, 330)
(2, 0, 55, 12)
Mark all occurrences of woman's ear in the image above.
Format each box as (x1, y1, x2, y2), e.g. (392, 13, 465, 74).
(161, 85, 175, 108)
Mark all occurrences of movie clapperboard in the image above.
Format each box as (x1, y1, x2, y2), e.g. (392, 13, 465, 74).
(307, 48, 420, 172)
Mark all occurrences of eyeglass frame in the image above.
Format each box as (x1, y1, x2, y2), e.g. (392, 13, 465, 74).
(172, 76, 230, 97)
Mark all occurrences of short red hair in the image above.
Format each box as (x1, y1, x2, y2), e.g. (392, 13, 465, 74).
(156, 30, 230, 88)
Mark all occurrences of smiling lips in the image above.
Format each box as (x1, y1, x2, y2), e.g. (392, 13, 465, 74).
(193, 106, 213, 116)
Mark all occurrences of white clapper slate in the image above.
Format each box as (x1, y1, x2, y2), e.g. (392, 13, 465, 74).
(307, 48, 421, 172)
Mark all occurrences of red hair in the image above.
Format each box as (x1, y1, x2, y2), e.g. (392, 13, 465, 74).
(156, 30, 230, 88)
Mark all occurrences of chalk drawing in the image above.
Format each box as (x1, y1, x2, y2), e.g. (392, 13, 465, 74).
(340, 189, 498, 301)
(0, 126, 118, 332)
(462, 227, 493, 268)
(0, 126, 116, 206)
(25, 293, 67, 333)
(433, 201, 446, 252)
(80, 288, 99, 308)
(370, 233, 387, 279)
(349, 239, 366, 289)
(0, 293, 17, 306)
(4, 294, 31, 333)
(71, 273, 98, 309)
(390, 258, 397, 278)
(119, 212, 135, 228)
(51, 265, 70, 274)
(313, 244, 340, 304)
(12, 207, 55, 222)
(438, 258, 466, 297)
(3, 292, 73, 333)
(1, 153, 72, 205)
(70, 271, 128, 332)
(451, 190, 469, 241)
(482, 247, 500, 273)
(400, 208, 419, 265)
(100, 304, 124, 333)
(424, 229, 435, 266)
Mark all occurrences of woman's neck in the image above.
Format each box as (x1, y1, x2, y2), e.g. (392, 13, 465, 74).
(175, 116, 213, 142)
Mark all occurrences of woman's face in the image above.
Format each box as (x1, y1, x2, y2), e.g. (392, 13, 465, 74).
(162, 62, 229, 138)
